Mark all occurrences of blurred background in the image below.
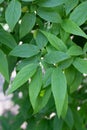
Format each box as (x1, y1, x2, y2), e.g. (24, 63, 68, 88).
(0, 74, 27, 130)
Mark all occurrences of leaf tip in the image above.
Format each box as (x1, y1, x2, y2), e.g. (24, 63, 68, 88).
(6, 88, 12, 95)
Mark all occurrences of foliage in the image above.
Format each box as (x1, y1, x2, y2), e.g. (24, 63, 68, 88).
(0, 0, 87, 129)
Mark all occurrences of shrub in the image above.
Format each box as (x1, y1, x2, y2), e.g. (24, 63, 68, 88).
(0, 0, 87, 129)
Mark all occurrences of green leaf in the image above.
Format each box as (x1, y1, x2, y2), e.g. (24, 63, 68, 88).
(70, 70, 82, 93)
(43, 68, 53, 88)
(20, 13, 36, 38)
(51, 67, 67, 117)
(26, 118, 36, 130)
(73, 111, 84, 130)
(61, 19, 87, 39)
(37, 0, 66, 7)
(41, 31, 67, 52)
(73, 58, 87, 74)
(64, 108, 74, 129)
(10, 44, 40, 58)
(0, 26, 17, 49)
(70, 1, 87, 26)
(50, 23, 61, 35)
(59, 58, 73, 69)
(83, 42, 87, 53)
(65, 66, 82, 93)
(36, 119, 49, 130)
(34, 30, 48, 49)
(22, 0, 35, 1)
(7, 64, 37, 94)
(34, 87, 51, 113)
(29, 68, 42, 109)
(53, 116, 63, 130)
(37, 7, 62, 23)
(67, 45, 83, 56)
(44, 51, 70, 64)
(61, 93, 68, 118)
(60, 28, 70, 43)
(65, 66, 76, 86)
(0, 0, 4, 4)
(65, 0, 78, 15)
(0, 49, 9, 82)
(16, 56, 39, 71)
(5, 0, 21, 31)
(46, 44, 57, 53)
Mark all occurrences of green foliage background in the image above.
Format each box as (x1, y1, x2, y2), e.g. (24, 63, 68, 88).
(0, 0, 87, 129)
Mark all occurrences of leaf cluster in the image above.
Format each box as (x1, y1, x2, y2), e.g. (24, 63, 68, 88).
(0, 0, 87, 130)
